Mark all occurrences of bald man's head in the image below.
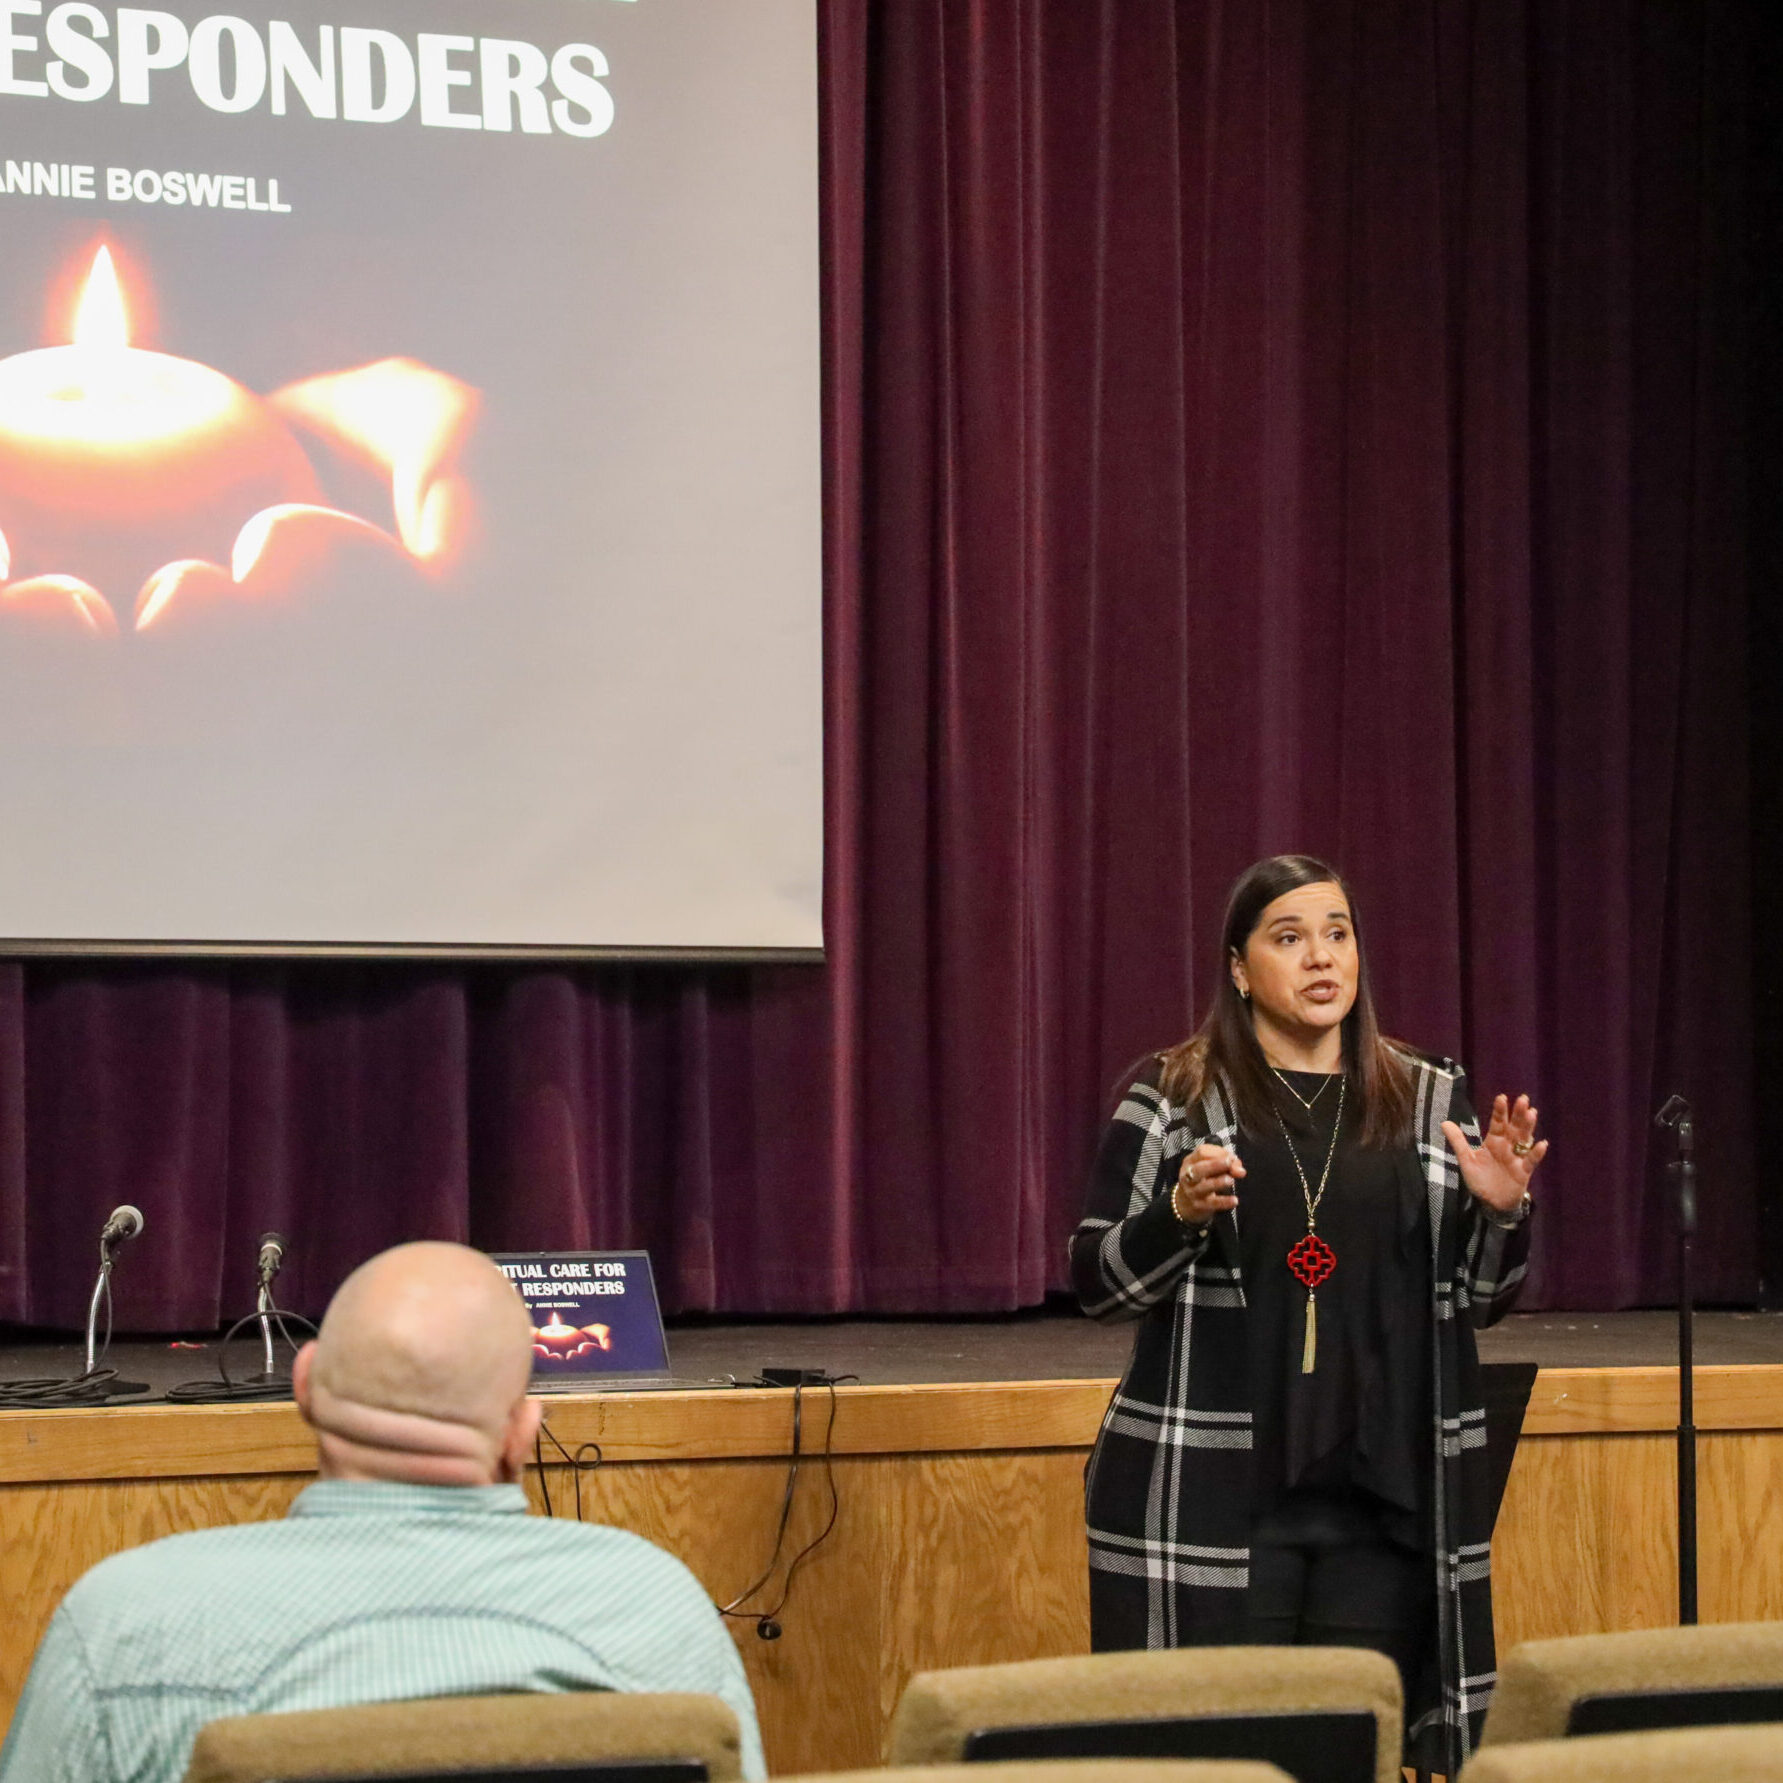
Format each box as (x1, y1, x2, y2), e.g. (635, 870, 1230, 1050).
(294, 1243, 542, 1487)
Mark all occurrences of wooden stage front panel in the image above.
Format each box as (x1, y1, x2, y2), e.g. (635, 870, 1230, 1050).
(3, 1367, 1782, 1775)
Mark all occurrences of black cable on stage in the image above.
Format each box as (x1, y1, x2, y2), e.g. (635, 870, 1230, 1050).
(0, 1367, 134, 1408)
(164, 1304, 318, 1404)
(534, 1430, 553, 1517)
(531, 1371, 853, 1640)
(0, 1208, 160, 1407)
(0, 1269, 141, 1407)
(717, 1383, 807, 1623)
(534, 1419, 604, 1520)
(718, 1374, 854, 1641)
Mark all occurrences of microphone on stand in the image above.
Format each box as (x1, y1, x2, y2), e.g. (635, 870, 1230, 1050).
(99, 1203, 144, 1255)
(84, 1204, 148, 1392)
(167, 1231, 314, 1403)
(255, 1233, 287, 1377)
(0, 1206, 151, 1405)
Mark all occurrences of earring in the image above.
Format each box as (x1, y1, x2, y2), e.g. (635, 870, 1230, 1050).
(1240, 988, 1250, 1002)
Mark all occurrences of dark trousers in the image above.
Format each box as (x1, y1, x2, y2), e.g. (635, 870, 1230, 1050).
(1243, 1490, 1429, 1709)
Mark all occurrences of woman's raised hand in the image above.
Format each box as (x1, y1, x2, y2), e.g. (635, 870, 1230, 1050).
(1441, 1093, 1548, 1216)
(1171, 1142, 1245, 1227)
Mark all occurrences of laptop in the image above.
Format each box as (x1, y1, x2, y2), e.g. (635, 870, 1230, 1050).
(490, 1250, 691, 1393)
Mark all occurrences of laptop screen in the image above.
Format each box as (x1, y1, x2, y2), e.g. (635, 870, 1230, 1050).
(490, 1251, 671, 1382)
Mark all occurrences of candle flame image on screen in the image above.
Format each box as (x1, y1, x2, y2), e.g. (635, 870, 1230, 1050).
(75, 246, 128, 352)
(0, 242, 480, 639)
(531, 1312, 615, 1362)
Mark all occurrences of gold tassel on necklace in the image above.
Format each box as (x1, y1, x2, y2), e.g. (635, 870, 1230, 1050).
(1302, 1291, 1316, 1373)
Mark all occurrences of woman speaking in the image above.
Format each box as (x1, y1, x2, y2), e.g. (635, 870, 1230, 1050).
(1071, 855, 1544, 1777)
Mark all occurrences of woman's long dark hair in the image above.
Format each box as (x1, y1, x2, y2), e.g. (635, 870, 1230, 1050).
(1158, 854, 1415, 1149)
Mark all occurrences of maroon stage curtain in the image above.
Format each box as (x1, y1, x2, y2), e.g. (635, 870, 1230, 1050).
(0, 0, 1755, 1329)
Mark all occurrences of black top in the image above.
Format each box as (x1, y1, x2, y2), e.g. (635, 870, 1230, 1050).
(1235, 1069, 1432, 1545)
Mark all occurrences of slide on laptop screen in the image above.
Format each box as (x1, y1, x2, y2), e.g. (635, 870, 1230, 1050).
(491, 1251, 679, 1392)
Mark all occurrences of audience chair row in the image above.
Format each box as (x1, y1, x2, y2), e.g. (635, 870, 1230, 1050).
(890, 1622, 1783, 1780)
(185, 1702, 1286, 1783)
(181, 1619, 1783, 1783)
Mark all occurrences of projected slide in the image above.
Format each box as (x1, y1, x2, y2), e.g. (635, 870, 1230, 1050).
(0, 0, 822, 953)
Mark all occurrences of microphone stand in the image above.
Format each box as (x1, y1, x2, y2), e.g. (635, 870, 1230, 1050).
(81, 1236, 149, 1397)
(0, 1208, 149, 1407)
(166, 1235, 311, 1405)
(166, 1284, 309, 1404)
(257, 1278, 277, 1379)
(83, 1244, 116, 1378)
(1655, 1094, 1698, 1625)
(243, 1235, 293, 1389)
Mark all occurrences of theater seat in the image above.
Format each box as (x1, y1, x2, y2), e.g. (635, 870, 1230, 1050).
(1481, 1623, 1783, 1746)
(1459, 1721, 1783, 1781)
(885, 1648, 1401, 1783)
(181, 1691, 745, 1783)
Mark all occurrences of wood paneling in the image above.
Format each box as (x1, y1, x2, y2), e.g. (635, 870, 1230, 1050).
(871, 1452, 1093, 1726)
(1492, 1434, 1681, 1644)
(1699, 1429, 1783, 1621)
(1493, 1423, 1783, 1651)
(0, 1401, 321, 1483)
(5, 1369, 1783, 1774)
(523, 1451, 890, 1775)
(0, 1381, 1119, 1484)
(1518, 1366, 1783, 1435)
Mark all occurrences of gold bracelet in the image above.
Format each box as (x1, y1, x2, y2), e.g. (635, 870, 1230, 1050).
(1171, 1169, 1197, 1226)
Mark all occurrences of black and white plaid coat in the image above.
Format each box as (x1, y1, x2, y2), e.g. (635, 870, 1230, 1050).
(1069, 1051, 1532, 1777)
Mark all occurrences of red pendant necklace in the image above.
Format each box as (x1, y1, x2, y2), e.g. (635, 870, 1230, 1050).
(1271, 1073, 1345, 1374)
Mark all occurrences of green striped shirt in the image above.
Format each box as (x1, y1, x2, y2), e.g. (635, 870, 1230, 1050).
(0, 1481, 764, 1783)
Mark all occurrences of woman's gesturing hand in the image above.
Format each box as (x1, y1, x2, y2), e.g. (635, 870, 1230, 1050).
(1171, 1143, 1245, 1227)
(1441, 1093, 1548, 1215)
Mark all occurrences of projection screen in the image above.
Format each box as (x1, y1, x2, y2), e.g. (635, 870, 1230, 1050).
(0, 0, 822, 956)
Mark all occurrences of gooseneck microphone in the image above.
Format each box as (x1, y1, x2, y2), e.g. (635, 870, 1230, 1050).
(167, 1230, 316, 1403)
(0, 1206, 151, 1406)
(87, 1205, 146, 1374)
(256, 1233, 287, 1374)
(99, 1204, 144, 1254)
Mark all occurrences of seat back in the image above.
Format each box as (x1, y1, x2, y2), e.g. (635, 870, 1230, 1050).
(886, 1648, 1402, 1783)
(1459, 1721, 1783, 1782)
(239, 1766, 705, 1783)
(791, 1762, 1291, 1783)
(1566, 1682, 1783, 1736)
(182, 1692, 744, 1783)
(1481, 1623, 1783, 1746)
(960, 1708, 1375, 1783)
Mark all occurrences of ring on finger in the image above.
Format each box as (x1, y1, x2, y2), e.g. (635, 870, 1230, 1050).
(1512, 1139, 1534, 1158)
